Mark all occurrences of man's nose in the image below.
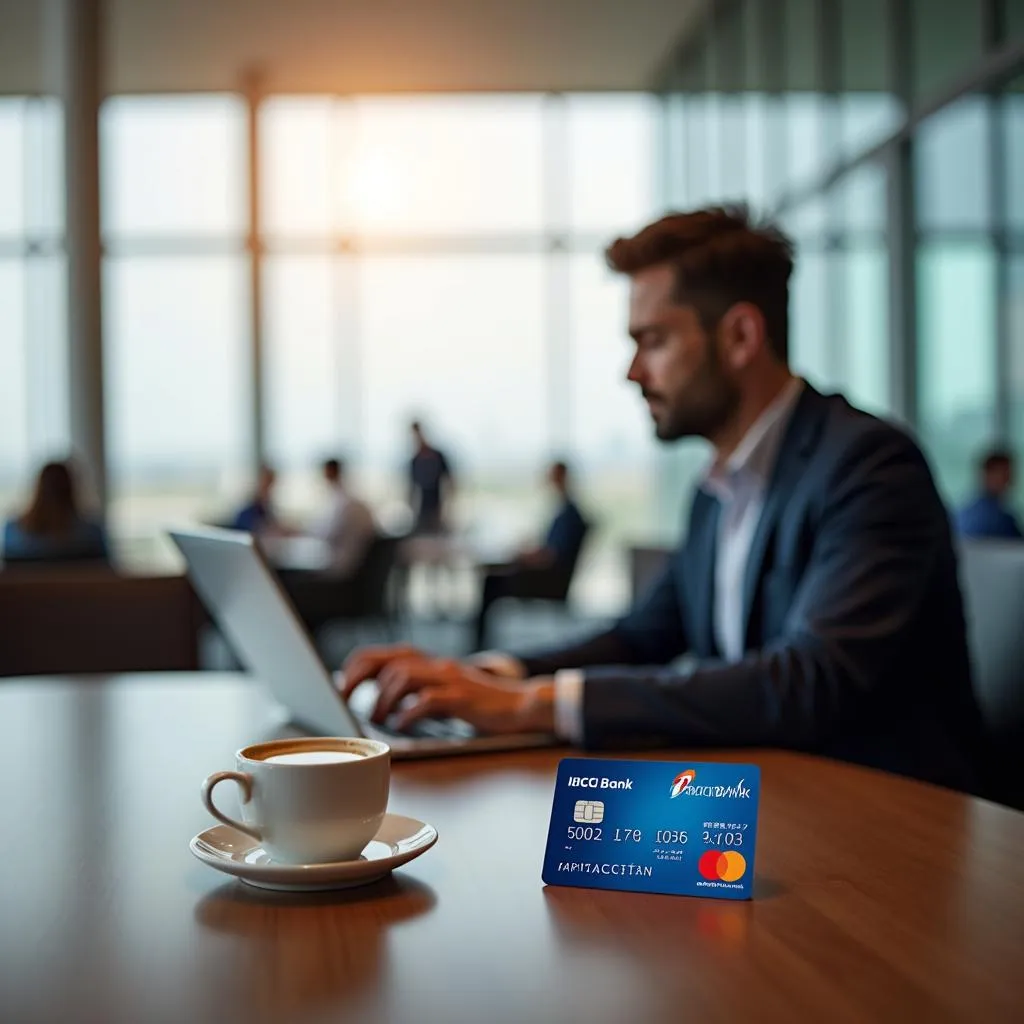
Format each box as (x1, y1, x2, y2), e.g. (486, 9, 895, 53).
(626, 353, 643, 384)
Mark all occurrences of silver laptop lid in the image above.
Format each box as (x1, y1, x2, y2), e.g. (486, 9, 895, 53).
(168, 525, 361, 737)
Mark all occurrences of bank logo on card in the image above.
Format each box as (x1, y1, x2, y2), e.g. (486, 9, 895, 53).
(670, 769, 696, 798)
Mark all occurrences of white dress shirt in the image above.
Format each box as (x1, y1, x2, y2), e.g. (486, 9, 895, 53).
(552, 378, 806, 742)
(313, 486, 377, 578)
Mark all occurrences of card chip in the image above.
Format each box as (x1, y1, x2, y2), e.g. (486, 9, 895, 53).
(573, 799, 604, 823)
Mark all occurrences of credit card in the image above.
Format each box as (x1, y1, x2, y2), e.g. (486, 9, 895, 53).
(542, 758, 760, 900)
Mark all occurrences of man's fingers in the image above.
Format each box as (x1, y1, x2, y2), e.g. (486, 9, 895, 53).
(340, 656, 382, 699)
(372, 661, 440, 723)
(393, 690, 454, 731)
(340, 645, 421, 699)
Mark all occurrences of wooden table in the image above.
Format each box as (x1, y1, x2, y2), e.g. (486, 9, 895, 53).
(1, 674, 1022, 1024)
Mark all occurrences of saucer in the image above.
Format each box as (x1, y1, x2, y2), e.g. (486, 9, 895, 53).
(189, 813, 438, 892)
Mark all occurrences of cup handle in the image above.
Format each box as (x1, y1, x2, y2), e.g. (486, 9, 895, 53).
(201, 770, 262, 841)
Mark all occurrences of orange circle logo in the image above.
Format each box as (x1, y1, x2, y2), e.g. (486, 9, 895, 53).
(698, 849, 746, 882)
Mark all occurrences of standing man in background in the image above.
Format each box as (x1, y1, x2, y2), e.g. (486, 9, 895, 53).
(408, 421, 455, 536)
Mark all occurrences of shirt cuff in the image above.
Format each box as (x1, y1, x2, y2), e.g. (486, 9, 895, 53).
(553, 669, 585, 744)
(467, 651, 526, 679)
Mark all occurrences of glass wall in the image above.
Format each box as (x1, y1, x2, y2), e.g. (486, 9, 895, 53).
(94, 93, 658, 607)
(659, 0, 1024, 520)
(0, 97, 68, 528)
(100, 95, 250, 567)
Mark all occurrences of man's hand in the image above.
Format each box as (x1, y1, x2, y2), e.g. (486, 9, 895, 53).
(349, 656, 555, 736)
(340, 644, 427, 700)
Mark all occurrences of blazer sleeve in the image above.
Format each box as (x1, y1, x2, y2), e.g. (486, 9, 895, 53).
(517, 558, 690, 677)
(579, 428, 948, 749)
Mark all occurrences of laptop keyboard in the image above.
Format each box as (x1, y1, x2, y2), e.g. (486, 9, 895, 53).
(372, 715, 476, 741)
(346, 683, 476, 741)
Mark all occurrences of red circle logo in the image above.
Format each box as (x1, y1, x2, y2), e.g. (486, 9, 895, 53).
(698, 849, 746, 882)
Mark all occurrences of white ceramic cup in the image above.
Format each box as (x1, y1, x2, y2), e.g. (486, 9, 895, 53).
(201, 736, 391, 864)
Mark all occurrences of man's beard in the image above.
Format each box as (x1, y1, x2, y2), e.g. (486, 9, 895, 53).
(647, 344, 740, 443)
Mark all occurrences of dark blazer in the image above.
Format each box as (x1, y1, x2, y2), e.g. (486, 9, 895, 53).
(519, 386, 985, 792)
(544, 499, 588, 571)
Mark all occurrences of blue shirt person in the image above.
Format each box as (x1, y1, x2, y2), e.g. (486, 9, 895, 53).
(2, 460, 110, 566)
(955, 450, 1023, 540)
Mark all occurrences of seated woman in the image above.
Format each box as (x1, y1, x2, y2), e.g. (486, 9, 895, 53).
(3, 461, 110, 566)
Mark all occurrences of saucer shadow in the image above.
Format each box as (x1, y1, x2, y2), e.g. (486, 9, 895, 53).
(195, 871, 436, 923)
(193, 874, 435, 1020)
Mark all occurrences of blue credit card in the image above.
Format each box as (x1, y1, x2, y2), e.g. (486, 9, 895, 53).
(542, 758, 760, 900)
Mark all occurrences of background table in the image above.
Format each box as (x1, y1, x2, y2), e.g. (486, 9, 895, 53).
(1, 673, 1022, 1024)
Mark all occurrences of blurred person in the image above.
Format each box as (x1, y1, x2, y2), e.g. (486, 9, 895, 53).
(313, 458, 377, 579)
(3, 460, 110, 565)
(954, 449, 1022, 540)
(408, 421, 455, 535)
(400, 421, 458, 617)
(231, 464, 283, 538)
(473, 460, 588, 650)
(341, 205, 985, 794)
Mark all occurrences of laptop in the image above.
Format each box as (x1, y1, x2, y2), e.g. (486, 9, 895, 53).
(168, 525, 557, 759)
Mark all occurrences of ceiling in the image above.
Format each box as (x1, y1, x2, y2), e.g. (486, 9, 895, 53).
(0, 0, 705, 95)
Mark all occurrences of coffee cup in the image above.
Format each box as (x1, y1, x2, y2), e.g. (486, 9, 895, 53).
(201, 736, 390, 864)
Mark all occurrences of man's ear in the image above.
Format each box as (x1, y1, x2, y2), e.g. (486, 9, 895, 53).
(719, 302, 767, 370)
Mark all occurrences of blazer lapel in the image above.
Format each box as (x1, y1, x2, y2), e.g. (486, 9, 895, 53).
(739, 386, 827, 648)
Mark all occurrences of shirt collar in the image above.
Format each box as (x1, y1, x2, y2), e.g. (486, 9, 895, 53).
(702, 378, 805, 501)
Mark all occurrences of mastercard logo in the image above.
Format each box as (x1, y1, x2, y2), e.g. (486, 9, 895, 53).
(698, 849, 747, 883)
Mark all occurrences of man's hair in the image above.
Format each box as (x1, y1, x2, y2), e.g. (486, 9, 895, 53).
(982, 449, 1014, 474)
(605, 205, 795, 361)
(322, 457, 343, 477)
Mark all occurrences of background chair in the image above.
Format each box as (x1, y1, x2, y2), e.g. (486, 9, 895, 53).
(476, 521, 593, 650)
(0, 570, 204, 676)
(277, 534, 401, 660)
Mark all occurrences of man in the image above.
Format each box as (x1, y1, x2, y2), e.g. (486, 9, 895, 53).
(313, 458, 376, 579)
(408, 421, 455, 535)
(231, 464, 281, 538)
(955, 449, 1023, 540)
(473, 460, 588, 651)
(343, 207, 984, 792)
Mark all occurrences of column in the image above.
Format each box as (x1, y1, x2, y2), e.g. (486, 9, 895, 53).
(53, 0, 106, 508)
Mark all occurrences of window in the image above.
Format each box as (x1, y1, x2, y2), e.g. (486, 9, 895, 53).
(916, 243, 998, 505)
(1008, 258, 1024, 515)
(839, 247, 890, 415)
(0, 98, 67, 520)
(342, 96, 545, 238)
(104, 256, 252, 559)
(262, 255, 348, 474)
(911, 0, 984, 104)
(1004, 80, 1024, 230)
(101, 95, 246, 238)
(789, 248, 835, 391)
(915, 98, 992, 231)
(255, 93, 657, 610)
(568, 252, 657, 608)
(838, 0, 901, 156)
(101, 96, 249, 567)
(783, 0, 827, 190)
(566, 95, 658, 234)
